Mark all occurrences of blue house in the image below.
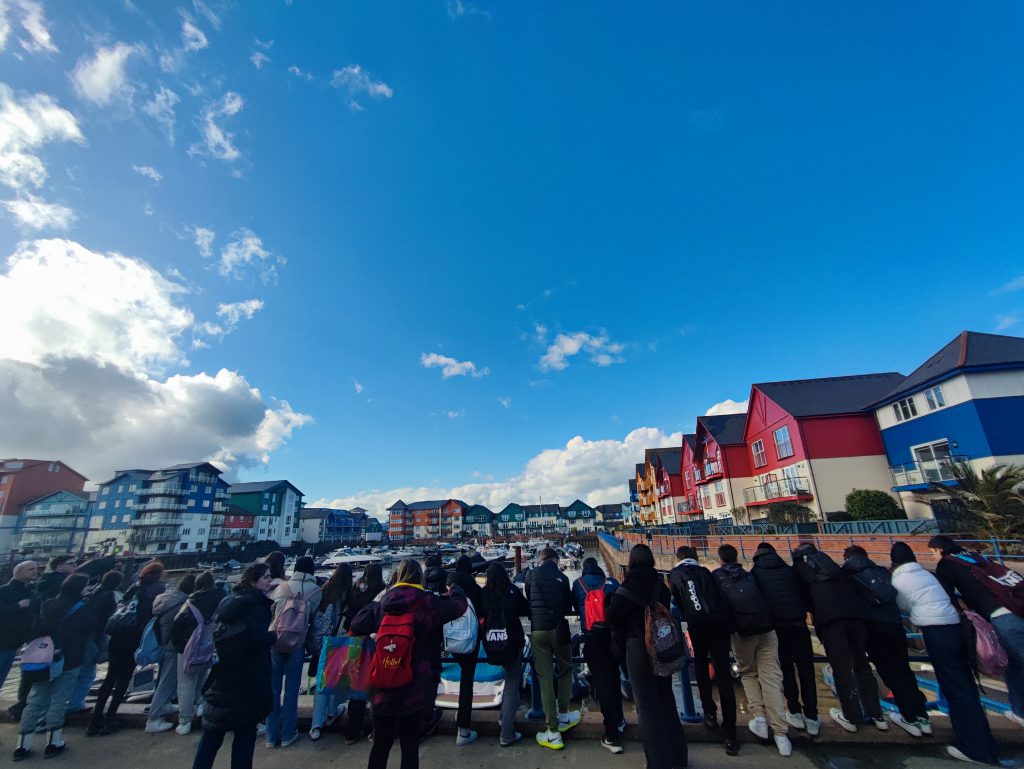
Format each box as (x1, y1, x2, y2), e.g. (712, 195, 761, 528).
(89, 469, 152, 552)
(15, 490, 90, 555)
(129, 462, 229, 554)
(870, 331, 1024, 519)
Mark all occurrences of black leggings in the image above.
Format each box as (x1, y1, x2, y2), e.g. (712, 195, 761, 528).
(91, 645, 135, 723)
(192, 723, 258, 769)
(368, 712, 421, 769)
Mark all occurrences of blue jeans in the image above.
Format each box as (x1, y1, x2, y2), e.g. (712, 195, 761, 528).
(0, 648, 17, 692)
(266, 647, 304, 744)
(992, 612, 1024, 718)
(68, 639, 99, 712)
(20, 666, 79, 734)
(311, 690, 336, 730)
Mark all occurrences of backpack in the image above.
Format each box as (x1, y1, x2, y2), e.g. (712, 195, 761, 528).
(443, 599, 478, 655)
(799, 550, 843, 582)
(22, 600, 84, 682)
(482, 592, 517, 665)
(949, 552, 1024, 616)
(963, 609, 1008, 677)
(272, 580, 320, 654)
(673, 565, 719, 624)
(105, 599, 139, 636)
(181, 602, 217, 674)
(618, 583, 687, 678)
(134, 617, 162, 666)
(851, 566, 898, 608)
(578, 578, 608, 633)
(370, 597, 421, 689)
(716, 568, 773, 636)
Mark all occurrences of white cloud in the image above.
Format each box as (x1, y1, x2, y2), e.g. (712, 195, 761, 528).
(0, 238, 310, 478)
(330, 65, 393, 109)
(498, 396, 511, 409)
(420, 352, 489, 379)
(0, 82, 83, 192)
(71, 42, 141, 106)
(197, 298, 264, 339)
(2, 193, 74, 230)
(218, 228, 284, 283)
(14, 0, 56, 53)
(132, 164, 162, 182)
(313, 426, 679, 515)
(189, 91, 244, 163)
(250, 51, 270, 69)
(354, 380, 364, 394)
(993, 275, 1024, 296)
(704, 398, 748, 416)
(0, 3, 9, 52)
(192, 0, 220, 30)
(538, 331, 625, 372)
(444, 410, 465, 419)
(287, 65, 313, 80)
(254, 37, 273, 50)
(447, 0, 490, 21)
(995, 314, 1021, 333)
(143, 86, 179, 143)
(181, 17, 207, 52)
(192, 225, 215, 257)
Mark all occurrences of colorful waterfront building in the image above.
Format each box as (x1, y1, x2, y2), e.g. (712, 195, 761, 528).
(692, 414, 751, 520)
(225, 480, 304, 547)
(462, 504, 494, 538)
(678, 434, 704, 519)
(0, 459, 88, 553)
(14, 490, 91, 556)
(87, 469, 151, 552)
(129, 462, 229, 554)
(653, 447, 684, 526)
(495, 503, 527, 536)
(562, 499, 598, 532)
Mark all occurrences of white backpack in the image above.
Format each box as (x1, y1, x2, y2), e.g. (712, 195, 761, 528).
(443, 599, 478, 655)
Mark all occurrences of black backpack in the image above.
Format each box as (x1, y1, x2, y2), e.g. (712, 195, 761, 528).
(851, 566, 898, 607)
(716, 569, 772, 636)
(799, 550, 843, 582)
(482, 591, 517, 665)
(673, 565, 719, 624)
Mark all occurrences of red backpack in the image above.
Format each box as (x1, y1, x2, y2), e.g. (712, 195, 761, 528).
(949, 552, 1024, 616)
(370, 597, 421, 689)
(578, 579, 607, 632)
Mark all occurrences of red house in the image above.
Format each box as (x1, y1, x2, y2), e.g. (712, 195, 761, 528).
(692, 414, 751, 520)
(653, 447, 685, 525)
(678, 434, 703, 517)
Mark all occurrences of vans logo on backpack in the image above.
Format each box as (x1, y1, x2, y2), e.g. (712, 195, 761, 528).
(991, 572, 1024, 588)
(486, 628, 508, 643)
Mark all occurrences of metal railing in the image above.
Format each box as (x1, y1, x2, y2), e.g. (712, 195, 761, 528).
(138, 484, 186, 496)
(890, 455, 969, 487)
(742, 476, 813, 505)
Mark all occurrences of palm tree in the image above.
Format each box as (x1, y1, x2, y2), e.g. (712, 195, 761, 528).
(932, 462, 1024, 539)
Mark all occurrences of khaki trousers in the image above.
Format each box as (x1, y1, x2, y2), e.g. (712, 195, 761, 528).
(731, 630, 787, 735)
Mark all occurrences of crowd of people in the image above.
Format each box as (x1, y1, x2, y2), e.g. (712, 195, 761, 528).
(0, 534, 1019, 769)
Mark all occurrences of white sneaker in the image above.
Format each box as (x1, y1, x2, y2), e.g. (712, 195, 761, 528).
(558, 710, 581, 732)
(805, 718, 821, 737)
(888, 712, 922, 737)
(748, 716, 769, 740)
(784, 712, 806, 730)
(175, 722, 192, 736)
(775, 735, 793, 757)
(280, 733, 299, 748)
(830, 707, 857, 733)
(873, 717, 890, 731)
(947, 745, 982, 763)
(917, 718, 933, 735)
(256, 723, 267, 736)
(536, 730, 564, 750)
(1006, 711, 1024, 729)
(145, 719, 174, 733)
(455, 729, 478, 746)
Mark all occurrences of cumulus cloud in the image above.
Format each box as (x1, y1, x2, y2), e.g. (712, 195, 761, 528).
(181, 17, 207, 51)
(196, 298, 263, 342)
(142, 85, 179, 143)
(0, 82, 83, 192)
(704, 398, 748, 416)
(312, 426, 680, 515)
(250, 51, 270, 69)
(192, 225, 215, 257)
(217, 228, 283, 283)
(189, 91, 244, 163)
(538, 331, 625, 372)
(420, 352, 489, 379)
(0, 238, 310, 478)
(132, 164, 162, 182)
(2, 192, 74, 230)
(71, 42, 141, 106)
(11, 0, 56, 53)
(331, 65, 392, 110)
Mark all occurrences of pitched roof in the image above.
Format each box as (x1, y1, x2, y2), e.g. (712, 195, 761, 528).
(406, 500, 450, 511)
(22, 489, 89, 507)
(682, 434, 696, 451)
(653, 447, 682, 475)
(696, 413, 748, 445)
(165, 462, 222, 473)
(628, 479, 637, 492)
(634, 463, 645, 476)
(387, 500, 408, 510)
(873, 331, 1024, 405)
(754, 372, 904, 417)
(594, 503, 625, 514)
(228, 480, 304, 496)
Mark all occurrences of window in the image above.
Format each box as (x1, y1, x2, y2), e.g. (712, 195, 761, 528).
(122, 515, 130, 523)
(912, 440, 954, 482)
(118, 485, 125, 493)
(714, 481, 726, 507)
(48, 463, 60, 472)
(702, 488, 713, 509)
(99, 502, 107, 510)
(179, 543, 188, 550)
(751, 439, 767, 468)
(924, 386, 946, 411)
(773, 426, 794, 459)
(129, 484, 137, 491)
(101, 486, 108, 494)
(190, 484, 198, 492)
(892, 396, 918, 422)
(125, 499, 133, 507)
(187, 499, 195, 507)
(182, 528, 191, 535)
(202, 500, 210, 508)
(114, 500, 120, 508)
(0, 475, 7, 484)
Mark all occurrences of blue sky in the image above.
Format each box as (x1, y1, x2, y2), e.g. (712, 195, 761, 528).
(1, 1, 1022, 516)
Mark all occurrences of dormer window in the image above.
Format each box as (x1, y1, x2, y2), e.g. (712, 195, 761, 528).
(893, 396, 918, 422)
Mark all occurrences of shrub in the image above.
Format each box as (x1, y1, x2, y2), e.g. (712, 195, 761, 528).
(767, 502, 814, 524)
(845, 489, 903, 521)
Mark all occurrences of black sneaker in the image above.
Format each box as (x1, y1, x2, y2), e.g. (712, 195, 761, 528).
(420, 708, 443, 742)
(704, 713, 719, 729)
(725, 739, 740, 756)
(85, 722, 101, 737)
(601, 737, 624, 754)
(44, 744, 66, 759)
(12, 748, 30, 762)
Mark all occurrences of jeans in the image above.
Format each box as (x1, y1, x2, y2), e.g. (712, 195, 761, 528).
(266, 647, 304, 744)
(368, 712, 421, 769)
(992, 611, 1024, 719)
(923, 624, 999, 765)
(69, 639, 99, 712)
(818, 618, 881, 723)
(0, 647, 17, 692)
(453, 649, 478, 730)
(865, 621, 928, 723)
(191, 722, 258, 769)
(530, 629, 572, 732)
(146, 646, 178, 723)
(499, 655, 524, 744)
(687, 621, 737, 740)
(775, 623, 818, 721)
(177, 663, 207, 723)
(311, 689, 337, 730)
(626, 638, 687, 769)
(583, 633, 624, 740)
(732, 630, 787, 735)
(19, 666, 79, 734)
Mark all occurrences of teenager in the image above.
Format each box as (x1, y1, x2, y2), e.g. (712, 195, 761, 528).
(447, 556, 484, 746)
(481, 562, 530, 747)
(144, 574, 195, 732)
(344, 563, 386, 745)
(171, 571, 224, 735)
(308, 563, 354, 741)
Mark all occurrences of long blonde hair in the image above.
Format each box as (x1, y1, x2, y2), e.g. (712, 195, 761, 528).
(392, 559, 423, 587)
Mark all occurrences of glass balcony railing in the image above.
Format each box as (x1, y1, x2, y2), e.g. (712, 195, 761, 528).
(139, 484, 186, 496)
(890, 456, 968, 487)
(743, 477, 814, 505)
(132, 513, 184, 526)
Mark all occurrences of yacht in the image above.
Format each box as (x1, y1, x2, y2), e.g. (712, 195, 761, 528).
(319, 548, 384, 569)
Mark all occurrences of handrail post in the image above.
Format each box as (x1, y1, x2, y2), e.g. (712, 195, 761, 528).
(992, 538, 1004, 565)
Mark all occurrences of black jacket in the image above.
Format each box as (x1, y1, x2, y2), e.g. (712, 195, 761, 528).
(41, 593, 98, 670)
(841, 554, 902, 625)
(934, 548, 1004, 620)
(668, 559, 729, 626)
(525, 559, 573, 631)
(0, 579, 37, 650)
(424, 565, 449, 595)
(480, 583, 530, 652)
(448, 557, 483, 613)
(86, 586, 117, 643)
(713, 562, 774, 637)
(792, 545, 869, 628)
(203, 586, 276, 731)
(606, 566, 671, 656)
(750, 550, 808, 626)
(35, 571, 65, 604)
(170, 586, 227, 653)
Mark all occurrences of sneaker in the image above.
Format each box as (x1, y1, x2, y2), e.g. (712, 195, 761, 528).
(830, 707, 857, 733)
(805, 718, 821, 737)
(617, 720, 626, 734)
(500, 732, 523, 748)
(280, 733, 299, 748)
(536, 730, 564, 750)
(256, 723, 267, 736)
(872, 717, 889, 731)
(601, 736, 624, 754)
(724, 738, 740, 756)
(888, 713, 922, 737)
(774, 735, 792, 757)
(455, 729, 478, 746)
(947, 745, 982, 763)
(12, 748, 30, 762)
(145, 719, 174, 733)
(309, 727, 321, 742)
(558, 710, 582, 733)
(784, 712, 806, 730)
(747, 716, 769, 740)
(703, 713, 719, 729)
(421, 707, 443, 741)
(1006, 711, 1024, 729)
(44, 744, 66, 759)
(916, 718, 933, 735)
(265, 741, 277, 749)
(175, 722, 192, 736)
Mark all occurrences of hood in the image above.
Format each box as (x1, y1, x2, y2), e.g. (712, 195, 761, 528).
(792, 543, 817, 560)
(380, 584, 426, 615)
(455, 555, 474, 574)
(425, 565, 447, 579)
(842, 553, 874, 574)
(218, 586, 269, 623)
(675, 558, 699, 568)
(753, 552, 787, 569)
(190, 586, 225, 613)
(153, 590, 186, 614)
(623, 564, 661, 592)
(717, 562, 748, 581)
(581, 560, 605, 579)
(892, 561, 923, 579)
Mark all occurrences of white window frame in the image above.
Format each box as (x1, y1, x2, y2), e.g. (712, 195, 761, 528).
(751, 439, 767, 468)
(773, 426, 794, 459)
(893, 396, 918, 422)
(924, 386, 946, 411)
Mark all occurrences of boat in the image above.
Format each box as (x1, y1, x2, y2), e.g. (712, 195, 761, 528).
(435, 648, 509, 710)
(319, 548, 384, 569)
(479, 545, 509, 560)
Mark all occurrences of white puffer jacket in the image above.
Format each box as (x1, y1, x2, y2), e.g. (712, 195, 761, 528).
(891, 561, 959, 627)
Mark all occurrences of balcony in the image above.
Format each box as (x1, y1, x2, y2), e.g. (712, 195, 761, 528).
(890, 456, 968, 489)
(136, 501, 186, 513)
(215, 489, 229, 499)
(743, 477, 814, 506)
(128, 528, 180, 545)
(139, 484, 186, 496)
(676, 500, 702, 515)
(133, 513, 184, 526)
(703, 460, 722, 480)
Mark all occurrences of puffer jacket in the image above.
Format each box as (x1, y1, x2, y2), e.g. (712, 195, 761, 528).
(841, 553, 902, 625)
(750, 550, 808, 626)
(41, 593, 98, 670)
(0, 579, 38, 650)
(448, 556, 483, 613)
(350, 584, 467, 717)
(152, 589, 187, 647)
(891, 562, 959, 628)
(525, 559, 573, 631)
(792, 544, 869, 628)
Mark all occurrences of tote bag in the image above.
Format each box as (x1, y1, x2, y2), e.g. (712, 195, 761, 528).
(316, 635, 374, 700)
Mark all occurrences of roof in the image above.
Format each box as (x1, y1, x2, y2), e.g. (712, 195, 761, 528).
(22, 489, 89, 507)
(754, 372, 904, 417)
(696, 413, 748, 445)
(228, 480, 304, 496)
(387, 499, 408, 510)
(634, 463, 645, 476)
(0, 460, 88, 481)
(164, 462, 222, 473)
(521, 504, 562, 516)
(873, 331, 1024, 405)
(406, 500, 450, 511)
(594, 503, 625, 514)
(682, 434, 696, 451)
(97, 469, 155, 486)
(654, 447, 682, 475)
(628, 479, 637, 492)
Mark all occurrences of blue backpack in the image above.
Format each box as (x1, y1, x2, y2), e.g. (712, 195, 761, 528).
(135, 617, 162, 666)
